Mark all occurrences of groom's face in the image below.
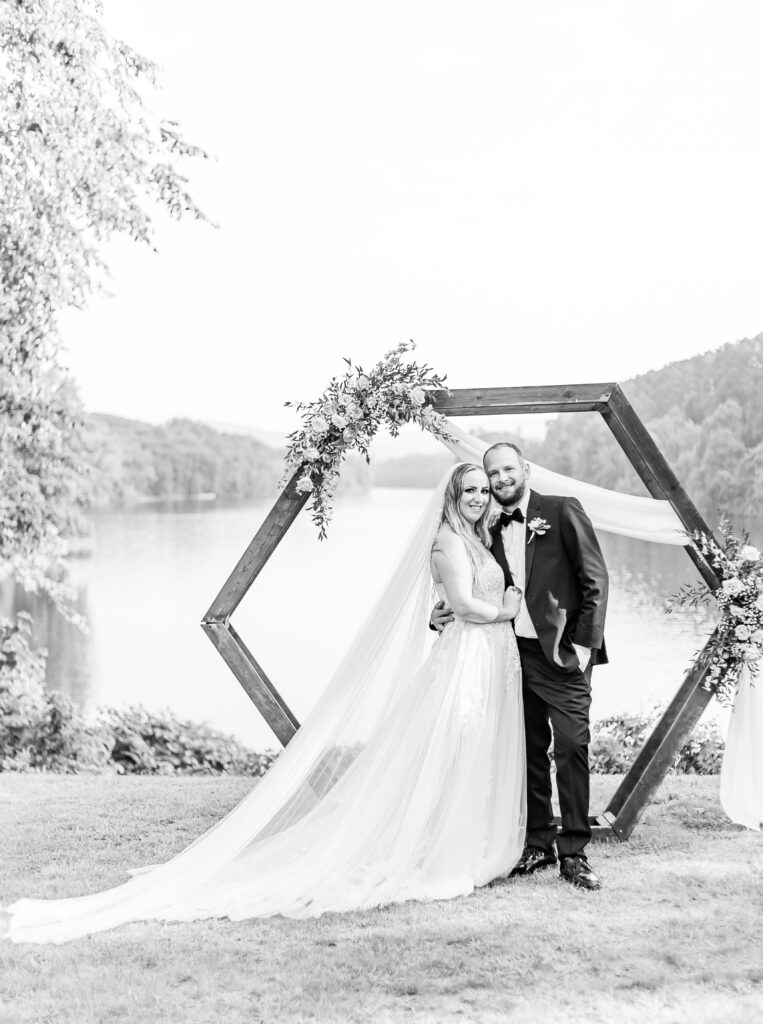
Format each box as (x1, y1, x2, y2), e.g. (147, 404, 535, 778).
(483, 447, 529, 508)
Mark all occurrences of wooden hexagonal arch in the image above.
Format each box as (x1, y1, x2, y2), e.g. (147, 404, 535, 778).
(201, 383, 720, 843)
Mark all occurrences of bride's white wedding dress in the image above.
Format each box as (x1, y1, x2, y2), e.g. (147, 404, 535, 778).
(2, 471, 525, 944)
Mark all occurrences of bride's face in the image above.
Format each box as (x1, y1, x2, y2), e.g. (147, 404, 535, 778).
(458, 469, 491, 524)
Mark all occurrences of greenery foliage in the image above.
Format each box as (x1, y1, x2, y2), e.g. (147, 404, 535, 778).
(0, 661, 724, 775)
(1, 0, 207, 700)
(284, 342, 451, 536)
(669, 522, 762, 702)
(85, 415, 285, 504)
(533, 336, 763, 520)
(0, 661, 278, 776)
(1, 0, 208, 373)
(0, 353, 90, 610)
(589, 710, 724, 775)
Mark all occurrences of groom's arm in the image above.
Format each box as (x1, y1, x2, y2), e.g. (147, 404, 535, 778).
(559, 497, 608, 650)
(429, 600, 454, 632)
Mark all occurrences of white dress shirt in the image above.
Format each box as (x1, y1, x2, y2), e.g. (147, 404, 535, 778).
(501, 488, 538, 639)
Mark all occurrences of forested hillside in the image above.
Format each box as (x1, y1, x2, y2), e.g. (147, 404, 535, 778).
(369, 336, 761, 519)
(83, 337, 760, 516)
(535, 335, 762, 518)
(85, 415, 284, 505)
(85, 415, 372, 506)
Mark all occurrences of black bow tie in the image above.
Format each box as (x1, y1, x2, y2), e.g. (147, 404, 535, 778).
(500, 508, 525, 527)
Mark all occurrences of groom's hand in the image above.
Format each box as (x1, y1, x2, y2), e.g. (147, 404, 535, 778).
(430, 600, 454, 633)
(572, 643, 592, 672)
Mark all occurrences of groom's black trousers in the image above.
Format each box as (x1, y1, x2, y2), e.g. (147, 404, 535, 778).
(516, 638, 592, 858)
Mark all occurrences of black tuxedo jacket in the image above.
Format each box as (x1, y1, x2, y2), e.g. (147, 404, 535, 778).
(490, 489, 609, 672)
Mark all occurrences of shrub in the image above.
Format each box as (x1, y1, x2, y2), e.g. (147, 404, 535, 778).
(589, 709, 725, 775)
(97, 706, 278, 777)
(1, 617, 113, 773)
(0, 634, 726, 778)
(0, 613, 47, 768)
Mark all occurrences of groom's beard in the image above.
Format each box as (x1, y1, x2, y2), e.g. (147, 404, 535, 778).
(491, 479, 527, 508)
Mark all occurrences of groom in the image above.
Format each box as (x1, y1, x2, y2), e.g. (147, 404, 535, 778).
(433, 442, 609, 890)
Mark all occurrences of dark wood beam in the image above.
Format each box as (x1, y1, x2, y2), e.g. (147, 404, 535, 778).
(600, 385, 720, 590)
(552, 815, 619, 844)
(431, 383, 617, 417)
(203, 471, 309, 624)
(604, 644, 715, 840)
(201, 620, 300, 746)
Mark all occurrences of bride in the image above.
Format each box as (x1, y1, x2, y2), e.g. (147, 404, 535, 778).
(2, 463, 526, 944)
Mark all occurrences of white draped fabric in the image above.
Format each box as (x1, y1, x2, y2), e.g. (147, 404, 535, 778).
(720, 666, 763, 831)
(437, 418, 687, 545)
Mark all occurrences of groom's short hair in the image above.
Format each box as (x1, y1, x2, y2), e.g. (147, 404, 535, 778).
(483, 441, 525, 464)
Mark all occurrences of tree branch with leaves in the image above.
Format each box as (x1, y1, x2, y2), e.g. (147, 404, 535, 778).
(0, 0, 209, 685)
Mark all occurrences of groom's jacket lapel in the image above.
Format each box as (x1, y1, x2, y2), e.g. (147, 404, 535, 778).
(489, 518, 514, 589)
(524, 490, 543, 589)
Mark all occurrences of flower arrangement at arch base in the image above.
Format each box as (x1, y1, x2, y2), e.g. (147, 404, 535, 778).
(669, 519, 763, 705)
(283, 342, 452, 538)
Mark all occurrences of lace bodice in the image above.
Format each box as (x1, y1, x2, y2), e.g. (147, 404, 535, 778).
(434, 546, 505, 614)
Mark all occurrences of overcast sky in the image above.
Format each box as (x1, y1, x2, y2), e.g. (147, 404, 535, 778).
(61, 1, 763, 440)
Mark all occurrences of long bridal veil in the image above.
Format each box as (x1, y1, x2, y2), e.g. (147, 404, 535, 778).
(3, 468, 462, 944)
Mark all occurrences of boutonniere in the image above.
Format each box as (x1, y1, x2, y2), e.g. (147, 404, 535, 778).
(527, 517, 550, 544)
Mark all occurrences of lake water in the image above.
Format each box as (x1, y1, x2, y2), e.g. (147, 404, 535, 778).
(3, 488, 751, 751)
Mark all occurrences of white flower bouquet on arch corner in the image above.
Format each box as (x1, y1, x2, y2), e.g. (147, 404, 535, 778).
(283, 342, 453, 538)
(668, 517, 763, 704)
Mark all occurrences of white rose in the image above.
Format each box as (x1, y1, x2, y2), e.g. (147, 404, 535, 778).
(311, 415, 329, 436)
(409, 386, 426, 405)
(303, 447, 320, 461)
(735, 624, 751, 641)
(342, 427, 355, 442)
(331, 413, 347, 430)
(346, 403, 364, 421)
(295, 474, 314, 494)
(335, 393, 349, 408)
(740, 545, 761, 562)
(729, 604, 746, 618)
(356, 374, 371, 391)
(722, 578, 744, 597)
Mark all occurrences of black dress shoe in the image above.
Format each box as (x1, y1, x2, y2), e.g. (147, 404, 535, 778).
(559, 855, 602, 891)
(509, 845, 558, 877)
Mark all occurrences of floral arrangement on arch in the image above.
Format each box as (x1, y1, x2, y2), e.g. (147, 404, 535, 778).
(669, 519, 763, 704)
(283, 342, 451, 537)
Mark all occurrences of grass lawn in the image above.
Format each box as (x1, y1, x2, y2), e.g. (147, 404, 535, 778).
(0, 773, 760, 1024)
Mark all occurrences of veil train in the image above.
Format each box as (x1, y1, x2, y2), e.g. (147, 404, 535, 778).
(4, 465, 502, 943)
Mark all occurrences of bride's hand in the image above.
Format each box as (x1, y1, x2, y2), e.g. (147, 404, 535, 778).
(502, 585, 522, 619)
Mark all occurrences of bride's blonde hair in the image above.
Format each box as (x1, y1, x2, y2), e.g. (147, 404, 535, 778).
(438, 463, 492, 573)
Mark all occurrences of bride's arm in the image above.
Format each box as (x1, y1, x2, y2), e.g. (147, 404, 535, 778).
(431, 530, 514, 624)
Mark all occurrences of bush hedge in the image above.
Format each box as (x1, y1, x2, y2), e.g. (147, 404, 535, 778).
(588, 710, 724, 775)
(1, 628, 725, 776)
